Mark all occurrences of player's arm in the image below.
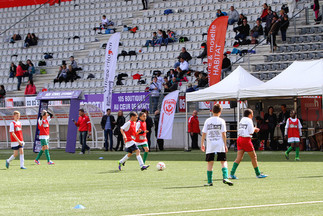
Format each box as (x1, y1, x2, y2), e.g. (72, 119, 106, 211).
(222, 132, 228, 153)
(120, 122, 130, 142)
(298, 120, 302, 137)
(87, 117, 92, 135)
(38, 117, 43, 126)
(136, 122, 142, 135)
(201, 132, 206, 152)
(12, 132, 23, 145)
(284, 119, 290, 139)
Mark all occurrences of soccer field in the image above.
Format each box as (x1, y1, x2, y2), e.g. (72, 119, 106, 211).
(0, 150, 322, 216)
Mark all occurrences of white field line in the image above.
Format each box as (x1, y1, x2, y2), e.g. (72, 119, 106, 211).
(124, 201, 323, 216)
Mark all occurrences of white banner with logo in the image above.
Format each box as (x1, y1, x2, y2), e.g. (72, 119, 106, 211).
(103, 32, 121, 111)
(157, 90, 179, 140)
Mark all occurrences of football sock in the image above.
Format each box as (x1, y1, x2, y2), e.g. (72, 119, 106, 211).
(136, 155, 144, 167)
(295, 147, 300, 158)
(230, 162, 239, 176)
(45, 150, 51, 162)
(286, 146, 293, 154)
(120, 155, 129, 164)
(8, 155, 15, 162)
(143, 152, 148, 163)
(20, 154, 24, 167)
(222, 167, 228, 179)
(207, 171, 213, 184)
(35, 150, 43, 160)
(254, 167, 261, 176)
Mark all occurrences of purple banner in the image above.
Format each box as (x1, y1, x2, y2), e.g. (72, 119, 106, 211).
(36, 90, 83, 100)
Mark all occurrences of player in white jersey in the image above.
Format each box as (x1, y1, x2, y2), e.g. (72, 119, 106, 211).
(201, 104, 233, 186)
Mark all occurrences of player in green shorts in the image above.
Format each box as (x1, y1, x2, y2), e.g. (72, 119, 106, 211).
(135, 112, 149, 164)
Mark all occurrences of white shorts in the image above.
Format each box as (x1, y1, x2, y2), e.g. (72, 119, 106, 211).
(288, 137, 300, 143)
(125, 141, 135, 148)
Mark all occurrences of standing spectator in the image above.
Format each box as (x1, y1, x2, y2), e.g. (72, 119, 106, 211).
(234, 18, 250, 42)
(142, 109, 153, 149)
(16, 61, 25, 91)
(278, 104, 290, 149)
(144, 32, 157, 47)
(142, 0, 148, 10)
(250, 19, 264, 42)
(188, 110, 201, 150)
(24, 80, 36, 95)
(264, 106, 277, 150)
(149, 77, 161, 113)
(265, 9, 274, 37)
(313, 0, 320, 22)
(174, 47, 192, 68)
(27, 60, 35, 81)
(73, 109, 92, 154)
(268, 15, 280, 50)
(216, 9, 225, 17)
(228, 6, 240, 25)
(156, 71, 164, 87)
(154, 110, 164, 150)
(222, 54, 232, 78)
(0, 85, 6, 99)
(9, 62, 17, 78)
(260, 3, 269, 22)
(280, 15, 289, 42)
(255, 116, 269, 150)
(114, 110, 126, 151)
(100, 108, 116, 151)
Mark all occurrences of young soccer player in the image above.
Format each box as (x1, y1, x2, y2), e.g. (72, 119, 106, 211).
(284, 110, 302, 161)
(230, 109, 268, 179)
(5, 111, 26, 169)
(34, 110, 55, 165)
(135, 112, 149, 164)
(201, 104, 233, 186)
(118, 112, 149, 171)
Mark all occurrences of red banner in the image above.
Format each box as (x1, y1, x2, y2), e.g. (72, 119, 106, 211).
(300, 98, 323, 121)
(207, 16, 228, 86)
(0, 0, 71, 9)
(178, 95, 186, 112)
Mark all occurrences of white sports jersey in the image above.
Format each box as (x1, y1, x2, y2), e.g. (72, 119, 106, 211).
(202, 116, 226, 153)
(238, 117, 254, 137)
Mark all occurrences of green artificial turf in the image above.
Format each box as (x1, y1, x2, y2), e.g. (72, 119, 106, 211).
(0, 150, 322, 216)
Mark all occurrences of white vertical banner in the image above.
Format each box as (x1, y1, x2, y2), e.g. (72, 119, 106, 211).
(103, 32, 121, 111)
(158, 90, 179, 140)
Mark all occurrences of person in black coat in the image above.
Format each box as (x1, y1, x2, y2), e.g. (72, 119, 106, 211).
(264, 106, 278, 150)
(114, 110, 126, 151)
(154, 110, 164, 150)
(100, 109, 116, 151)
(142, 109, 153, 149)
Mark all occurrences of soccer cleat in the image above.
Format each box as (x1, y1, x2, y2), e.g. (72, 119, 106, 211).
(79, 152, 84, 155)
(118, 162, 122, 171)
(48, 161, 55, 165)
(87, 149, 91, 154)
(295, 157, 300, 161)
(141, 165, 150, 171)
(256, 174, 268, 178)
(204, 183, 213, 186)
(223, 179, 234, 186)
(34, 160, 40, 165)
(284, 152, 289, 160)
(20, 166, 27, 169)
(229, 175, 238, 180)
(5, 160, 9, 169)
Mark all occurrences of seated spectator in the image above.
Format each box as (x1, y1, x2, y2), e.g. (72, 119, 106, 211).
(0, 85, 6, 99)
(26, 59, 35, 81)
(280, 14, 289, 42)
(228, 6, 239, 25)
(176, 57, 189, 79)
(174, 47, 192, 68)
(123, 25, 129, 32)
(260, 3, 269, 22)
(100, 15, 113, 28)
(216, 9, 225, 17)
(144, 32, 157, 47)
(149, 77, 161, 112)
(165, 30, 176, 45)
(70, 56, 82, 75)
(155, 30, 164, 46)
(9, 62, 17, 78)
(197, 43, 207, 59)
(54, 66, 63, 83)
(24, 33, 32, 48)
(24, 80, 36, 95)
(222, 54, 232, 78)
(31, 33, 38, 46)
(58, 64, 69, 83)
(197, 73, 208, 88)
(265, 9, 274, 37)
(186, 83, 195, 92)
(169, 77, 178, 92)
(10, 34, 21, 43)
(167, 69, 178, 80)
(234, 18, 250, 42)
(237, 14, 246, 25)
(67, 65, 77, 82)
(250, 19, 264, 42)
(267, 15, 280, 50)
(163, 77, 172, 92)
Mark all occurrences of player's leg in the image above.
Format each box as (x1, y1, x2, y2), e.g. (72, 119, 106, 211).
(134, 148, 149, 170)
(143, 145, 149, 164)
(19, 147, 26, 169)
(247, 151, 267, 178)
(6, 150, 18, 169)
(118, 148, 132, 170)
(221, 160, 233, 186)
(294, 142, 300, 161)
(42, 141, 54, 164)
(35, 140, 45, 164)
(285, 142, 294, 160)
(230, 150, 244, 179)
(204, 153, 214, 186)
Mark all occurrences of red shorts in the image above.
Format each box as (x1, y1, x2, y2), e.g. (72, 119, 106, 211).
(237, 137, 254, 152)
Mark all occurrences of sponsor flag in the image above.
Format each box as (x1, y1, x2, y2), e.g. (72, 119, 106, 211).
(207, 16, 228, 86)
(103, 32, 121, 111)
(158, 90, 179, 140)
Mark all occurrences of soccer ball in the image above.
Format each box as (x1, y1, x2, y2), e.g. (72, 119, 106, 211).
(156, 162, 166, 171)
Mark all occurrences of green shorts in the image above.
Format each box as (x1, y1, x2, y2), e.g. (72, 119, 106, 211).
(40, 139, 49, 146)
(137, 144, 148, 148)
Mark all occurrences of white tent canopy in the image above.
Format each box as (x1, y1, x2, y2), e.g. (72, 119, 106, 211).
(186, 66, 264, 102)
(240, 60, 323, 99)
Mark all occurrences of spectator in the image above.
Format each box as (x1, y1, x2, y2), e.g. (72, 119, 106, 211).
(100, 15, 113, 28)
(169, 77, 178, 92)
(260, 3, 269, 22)
(165, 30, 176, 45)
(156, 71, 164, 87)
(176, 57, 189, 79)
(313, 0, 320, 22)
(31, 33, 38, 46)
(16, 61, 25, 91)
(154, 110, 164, 150)
(24, 33, 32, 48)
(265, 9, 274, 37)
(186, 83, 195, 92)
(163, 77, 171, 92)
(56, 64, 68, 83)
(9, 62, 17, 78)
(197, 42, 207, 59)
(264, 106, 277, 150)
(24, 80, 36, 95)
(54, 66, 63, 83)
(142, 0, 148, 10)
(114, 110, 126, 151)
(26, 59, 35, 82)
(216, 9, 225, 17)
(255, 116, 269, 150)
(280, 14, 289, 42)
(167, 69, 178, 80)
(73, 109, 92, 154)
(10, 34, 21, 43)
(155, 30, 164, 46)
(188, 110, 201, 150)
(222, 54, 232, 78)
(174, 47, 192, 68)
(66, 65, 76, 82)
(268, 15, 280, 50)
(228, 6, 239, 25)
(0, 85, 6, 99)
(70, 56, 81, 72)
(237, 14, 246, 25)
(149, 77, 161, 113)
(234, 18, 250, 42)
(100, 108, 116, 151)
(142, 109, 153, 149)
(278, 104, 290, 150)
(197, 73, 208, 88)
(250, 19, 264, 42)
(144, 32, 157, 47)
(123, 25, 129, 32)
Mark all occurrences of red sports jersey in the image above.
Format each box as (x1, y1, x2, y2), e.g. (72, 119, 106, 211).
(135, 121, 147, 143)
(124, 121, 136, 142)
(287, 118, 300, 138)
(38, 119, 50, 136)
(10, 121, 23, 143)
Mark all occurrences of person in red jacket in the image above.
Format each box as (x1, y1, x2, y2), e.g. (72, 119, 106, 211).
(16, 61, 25, 91)
(188, 110, 201, 150)
(73, 109, 92, 154)
(24, 80, 37, 95)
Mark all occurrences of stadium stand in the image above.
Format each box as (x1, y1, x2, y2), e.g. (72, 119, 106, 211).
(0, 0, 321, 96)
